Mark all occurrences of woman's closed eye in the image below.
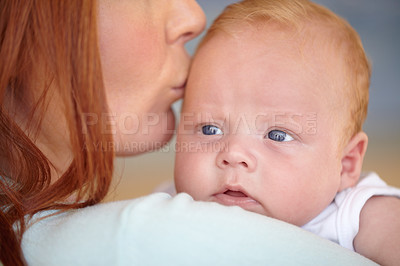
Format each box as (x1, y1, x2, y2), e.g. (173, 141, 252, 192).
(267, 130, 294, 142)
(202, 125, 223, 135)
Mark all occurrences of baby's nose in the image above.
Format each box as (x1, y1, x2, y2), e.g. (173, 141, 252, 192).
(216, 143, 257, 172)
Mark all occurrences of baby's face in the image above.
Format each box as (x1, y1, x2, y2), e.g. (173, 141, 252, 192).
(175, 25, 347, 226)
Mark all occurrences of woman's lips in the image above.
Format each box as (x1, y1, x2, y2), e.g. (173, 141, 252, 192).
(212, 189, 259, 208)
(172, 79, 187, 91)
(171, 79, 187, 99)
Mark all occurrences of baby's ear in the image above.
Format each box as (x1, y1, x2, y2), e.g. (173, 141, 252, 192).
(339, 131, 368, 191)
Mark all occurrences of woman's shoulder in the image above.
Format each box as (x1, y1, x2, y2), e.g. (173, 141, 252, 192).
(22, 193, 376, 266)
(22, 193, 174, 265)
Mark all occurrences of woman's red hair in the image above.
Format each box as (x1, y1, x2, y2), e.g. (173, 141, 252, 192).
(0, 1, 114, 264)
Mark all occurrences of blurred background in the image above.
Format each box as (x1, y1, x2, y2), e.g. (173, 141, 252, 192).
(106, 0, 400, 201)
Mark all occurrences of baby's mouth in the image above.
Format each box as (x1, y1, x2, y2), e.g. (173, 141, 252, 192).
(224, 190, 248, 197)
(213, 188, 259, 208)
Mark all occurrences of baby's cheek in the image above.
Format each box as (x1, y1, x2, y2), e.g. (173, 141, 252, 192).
(175, 153, 203, 196)
(174, 151, 194, 191)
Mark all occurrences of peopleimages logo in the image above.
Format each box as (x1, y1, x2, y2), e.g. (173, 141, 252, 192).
(81, 112, 174, 135)
(81, 112, 318, 136)
(178, 112, 317, 135)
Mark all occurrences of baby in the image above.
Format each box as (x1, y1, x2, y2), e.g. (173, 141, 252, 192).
(174, 0, 400, 264)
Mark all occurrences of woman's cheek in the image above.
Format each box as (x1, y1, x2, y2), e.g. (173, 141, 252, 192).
(112, 108, 175, 156)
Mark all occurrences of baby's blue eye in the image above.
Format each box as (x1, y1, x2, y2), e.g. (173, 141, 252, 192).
(202, 125, 223, 135)
(267, 130, 294, 142)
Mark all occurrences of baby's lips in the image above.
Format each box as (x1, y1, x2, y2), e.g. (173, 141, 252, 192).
(212, 186, 259, 208)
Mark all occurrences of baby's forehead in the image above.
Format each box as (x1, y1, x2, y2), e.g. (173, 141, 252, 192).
(210, 21, 348, 89)
(227, 20, 343, 61)
(192, 21, 351, 122)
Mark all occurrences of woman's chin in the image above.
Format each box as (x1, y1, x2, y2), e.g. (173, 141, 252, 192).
(114, 108, 176, 156)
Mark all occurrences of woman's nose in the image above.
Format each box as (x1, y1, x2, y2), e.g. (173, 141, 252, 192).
(166, 0, 206, 44)
(216, 143, 257, 172)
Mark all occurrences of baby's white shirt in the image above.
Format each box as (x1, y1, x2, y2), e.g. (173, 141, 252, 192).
(302, 172, 400, 250)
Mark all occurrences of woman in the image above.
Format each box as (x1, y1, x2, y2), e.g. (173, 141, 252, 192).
(0, 0, 375, 265)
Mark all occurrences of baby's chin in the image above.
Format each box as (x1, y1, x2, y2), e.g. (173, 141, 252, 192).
(114, 107, 176, 157)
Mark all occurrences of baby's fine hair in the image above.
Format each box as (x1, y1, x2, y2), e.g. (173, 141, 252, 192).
(200, 0, 371, 143)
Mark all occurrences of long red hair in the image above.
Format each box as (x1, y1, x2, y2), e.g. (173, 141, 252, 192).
(0, 1, 114, 264)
